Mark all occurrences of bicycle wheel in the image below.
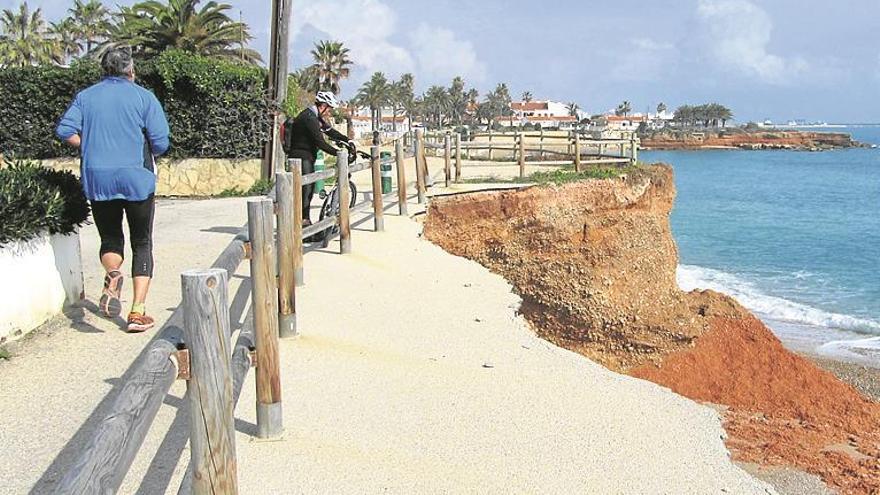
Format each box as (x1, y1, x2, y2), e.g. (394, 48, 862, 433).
(348, 180, 357, 208)
(319, 185, 341, 239)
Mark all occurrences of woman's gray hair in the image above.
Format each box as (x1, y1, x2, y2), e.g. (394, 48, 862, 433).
(100, 47, 134, 77)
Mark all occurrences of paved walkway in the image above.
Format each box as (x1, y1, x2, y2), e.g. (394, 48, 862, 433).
(0, 158, 773, 494)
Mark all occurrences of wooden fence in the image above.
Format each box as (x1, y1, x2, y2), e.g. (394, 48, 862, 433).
(56, 138, 420, 495)
(420, 129, 638, 177)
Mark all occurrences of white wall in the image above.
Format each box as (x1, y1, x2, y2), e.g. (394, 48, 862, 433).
(0, 232, 83, 343)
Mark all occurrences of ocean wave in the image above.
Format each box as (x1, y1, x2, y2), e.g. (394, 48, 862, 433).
(677, 264, 880, 335)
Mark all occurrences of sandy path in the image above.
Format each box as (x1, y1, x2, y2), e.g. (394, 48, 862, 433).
(0, 158, 772, 494)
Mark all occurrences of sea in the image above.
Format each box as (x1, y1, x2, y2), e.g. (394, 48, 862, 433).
(641, 125, 880, 367)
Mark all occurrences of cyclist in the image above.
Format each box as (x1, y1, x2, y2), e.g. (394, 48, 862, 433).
(282, 91, 356, 231)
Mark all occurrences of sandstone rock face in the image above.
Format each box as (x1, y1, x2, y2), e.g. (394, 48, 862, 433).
(40, 158, 262, 197)
(641, 130, 856, 150)
(424, 165, 745, 370)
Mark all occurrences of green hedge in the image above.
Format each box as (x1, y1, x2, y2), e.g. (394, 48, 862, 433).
(0, 50, 303, 160)
(0, 158, 91, 246)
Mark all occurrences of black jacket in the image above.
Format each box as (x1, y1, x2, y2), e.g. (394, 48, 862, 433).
(282, 107, 349, 161)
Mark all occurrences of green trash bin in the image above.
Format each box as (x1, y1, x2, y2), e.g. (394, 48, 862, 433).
(314, 150, 325, 191)
(380, 151, 392, 194)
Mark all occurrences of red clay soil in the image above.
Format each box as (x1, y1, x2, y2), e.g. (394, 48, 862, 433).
(423, 165, 880, 494)
(631, 316, 880, 494)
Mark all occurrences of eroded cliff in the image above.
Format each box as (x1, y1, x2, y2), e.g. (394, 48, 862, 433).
(423, 166, 880, 494)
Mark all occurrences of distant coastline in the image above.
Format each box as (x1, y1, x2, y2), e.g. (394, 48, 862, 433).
(640, 128, 866, 151)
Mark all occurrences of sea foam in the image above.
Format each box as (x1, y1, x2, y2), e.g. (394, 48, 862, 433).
(677, 264, 880, 335)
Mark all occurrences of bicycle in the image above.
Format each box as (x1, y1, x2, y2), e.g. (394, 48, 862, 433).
(312, 148, 370, 247)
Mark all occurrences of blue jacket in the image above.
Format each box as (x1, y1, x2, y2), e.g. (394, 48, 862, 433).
(56, 77, 170, 201)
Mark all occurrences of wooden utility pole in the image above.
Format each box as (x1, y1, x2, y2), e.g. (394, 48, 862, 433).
(261, 0, 292, 180)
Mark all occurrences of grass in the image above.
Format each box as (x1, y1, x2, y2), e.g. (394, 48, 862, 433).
(217, 178, 274, 197)
(462, 163, 643, 186)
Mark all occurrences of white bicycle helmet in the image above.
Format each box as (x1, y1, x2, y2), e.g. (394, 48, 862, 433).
(315, 91, 339, 108)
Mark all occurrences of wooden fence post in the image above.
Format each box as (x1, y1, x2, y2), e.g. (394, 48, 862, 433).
(247, 198, 283, 439)
(454, 133, 462, 182)
(275, 171, 297, 338)
(539, 128, 544, 159)
(488, 130, 494, 161)
(181, 268, 239, 494)
(631, 135, 638, 165)
(370, 145, 384, 232)
(567, 130, 573, 156)
(337, 149, 352, 253)
(414, 129, 426, 204)
(574, 132, 582, 172)
(395, 139, 408, 216)
(290, 159, 304, 287)
(518, 132, 525, 178)
(444, 132, 451, 187)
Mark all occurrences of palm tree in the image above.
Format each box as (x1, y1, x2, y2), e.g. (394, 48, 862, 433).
(356, 71, 390, 133)
(291, 66, 320, 94)
(0, 2, 57, 67)
(102, 0, 262, 63)
(615, 100, 632, 117)
(309, 40, 352, 94)
(656, 102, 667, 116)
(68, 0, 111, 55)
(567, 102, 580, 119)
(521, 91, 533, 104)
(423, 85, 450, 129)
(49, 19, 81, 64)
(397, 72, 415, 130)
(447, 76, 467, 126)
(495, 83, 513, 127)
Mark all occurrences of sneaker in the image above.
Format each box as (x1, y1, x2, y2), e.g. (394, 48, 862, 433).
(99, 270, 124, 318)
(127, 312, 155, 333)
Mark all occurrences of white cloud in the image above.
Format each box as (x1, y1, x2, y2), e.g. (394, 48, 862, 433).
(294, 0, 415, 78)
(610, 37, 676, 82)
(696, 0, 807, 84)
(290, 0, 486, 94)
(409, 24, 488, 87)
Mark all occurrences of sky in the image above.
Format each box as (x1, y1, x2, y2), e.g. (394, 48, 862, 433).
(11, 0, 880, 123)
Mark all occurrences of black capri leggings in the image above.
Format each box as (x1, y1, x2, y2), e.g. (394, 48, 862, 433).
(91, 195, 155, 277)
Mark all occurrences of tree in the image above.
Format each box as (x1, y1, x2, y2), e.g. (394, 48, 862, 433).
(656, 102, 667, 115)
(567, 102, 580, 122)
(615, 100, 632, 117)
(356, 71, 390, 133)
(49, 19, 82, 64)
(397, 72, 416, 130)
(423, 85, 450, 129)
(447, 76, 468, 126)
(0, 2, 58, 67)
(291, 66, 320, 94)
(491, 83, 513, 126)
(101, 0, 262, 63)
(309, 40, 351, 95)
(68, 0, 111, 55)
(673, 105, 695, 127)
(521, 91, 532, 104)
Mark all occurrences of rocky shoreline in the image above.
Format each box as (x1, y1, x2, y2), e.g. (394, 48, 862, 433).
(640, 129, 865, 151)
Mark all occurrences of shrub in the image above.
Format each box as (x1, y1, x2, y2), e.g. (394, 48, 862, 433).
(0, 50, 306, 160)
(0, 157, 91, 246)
